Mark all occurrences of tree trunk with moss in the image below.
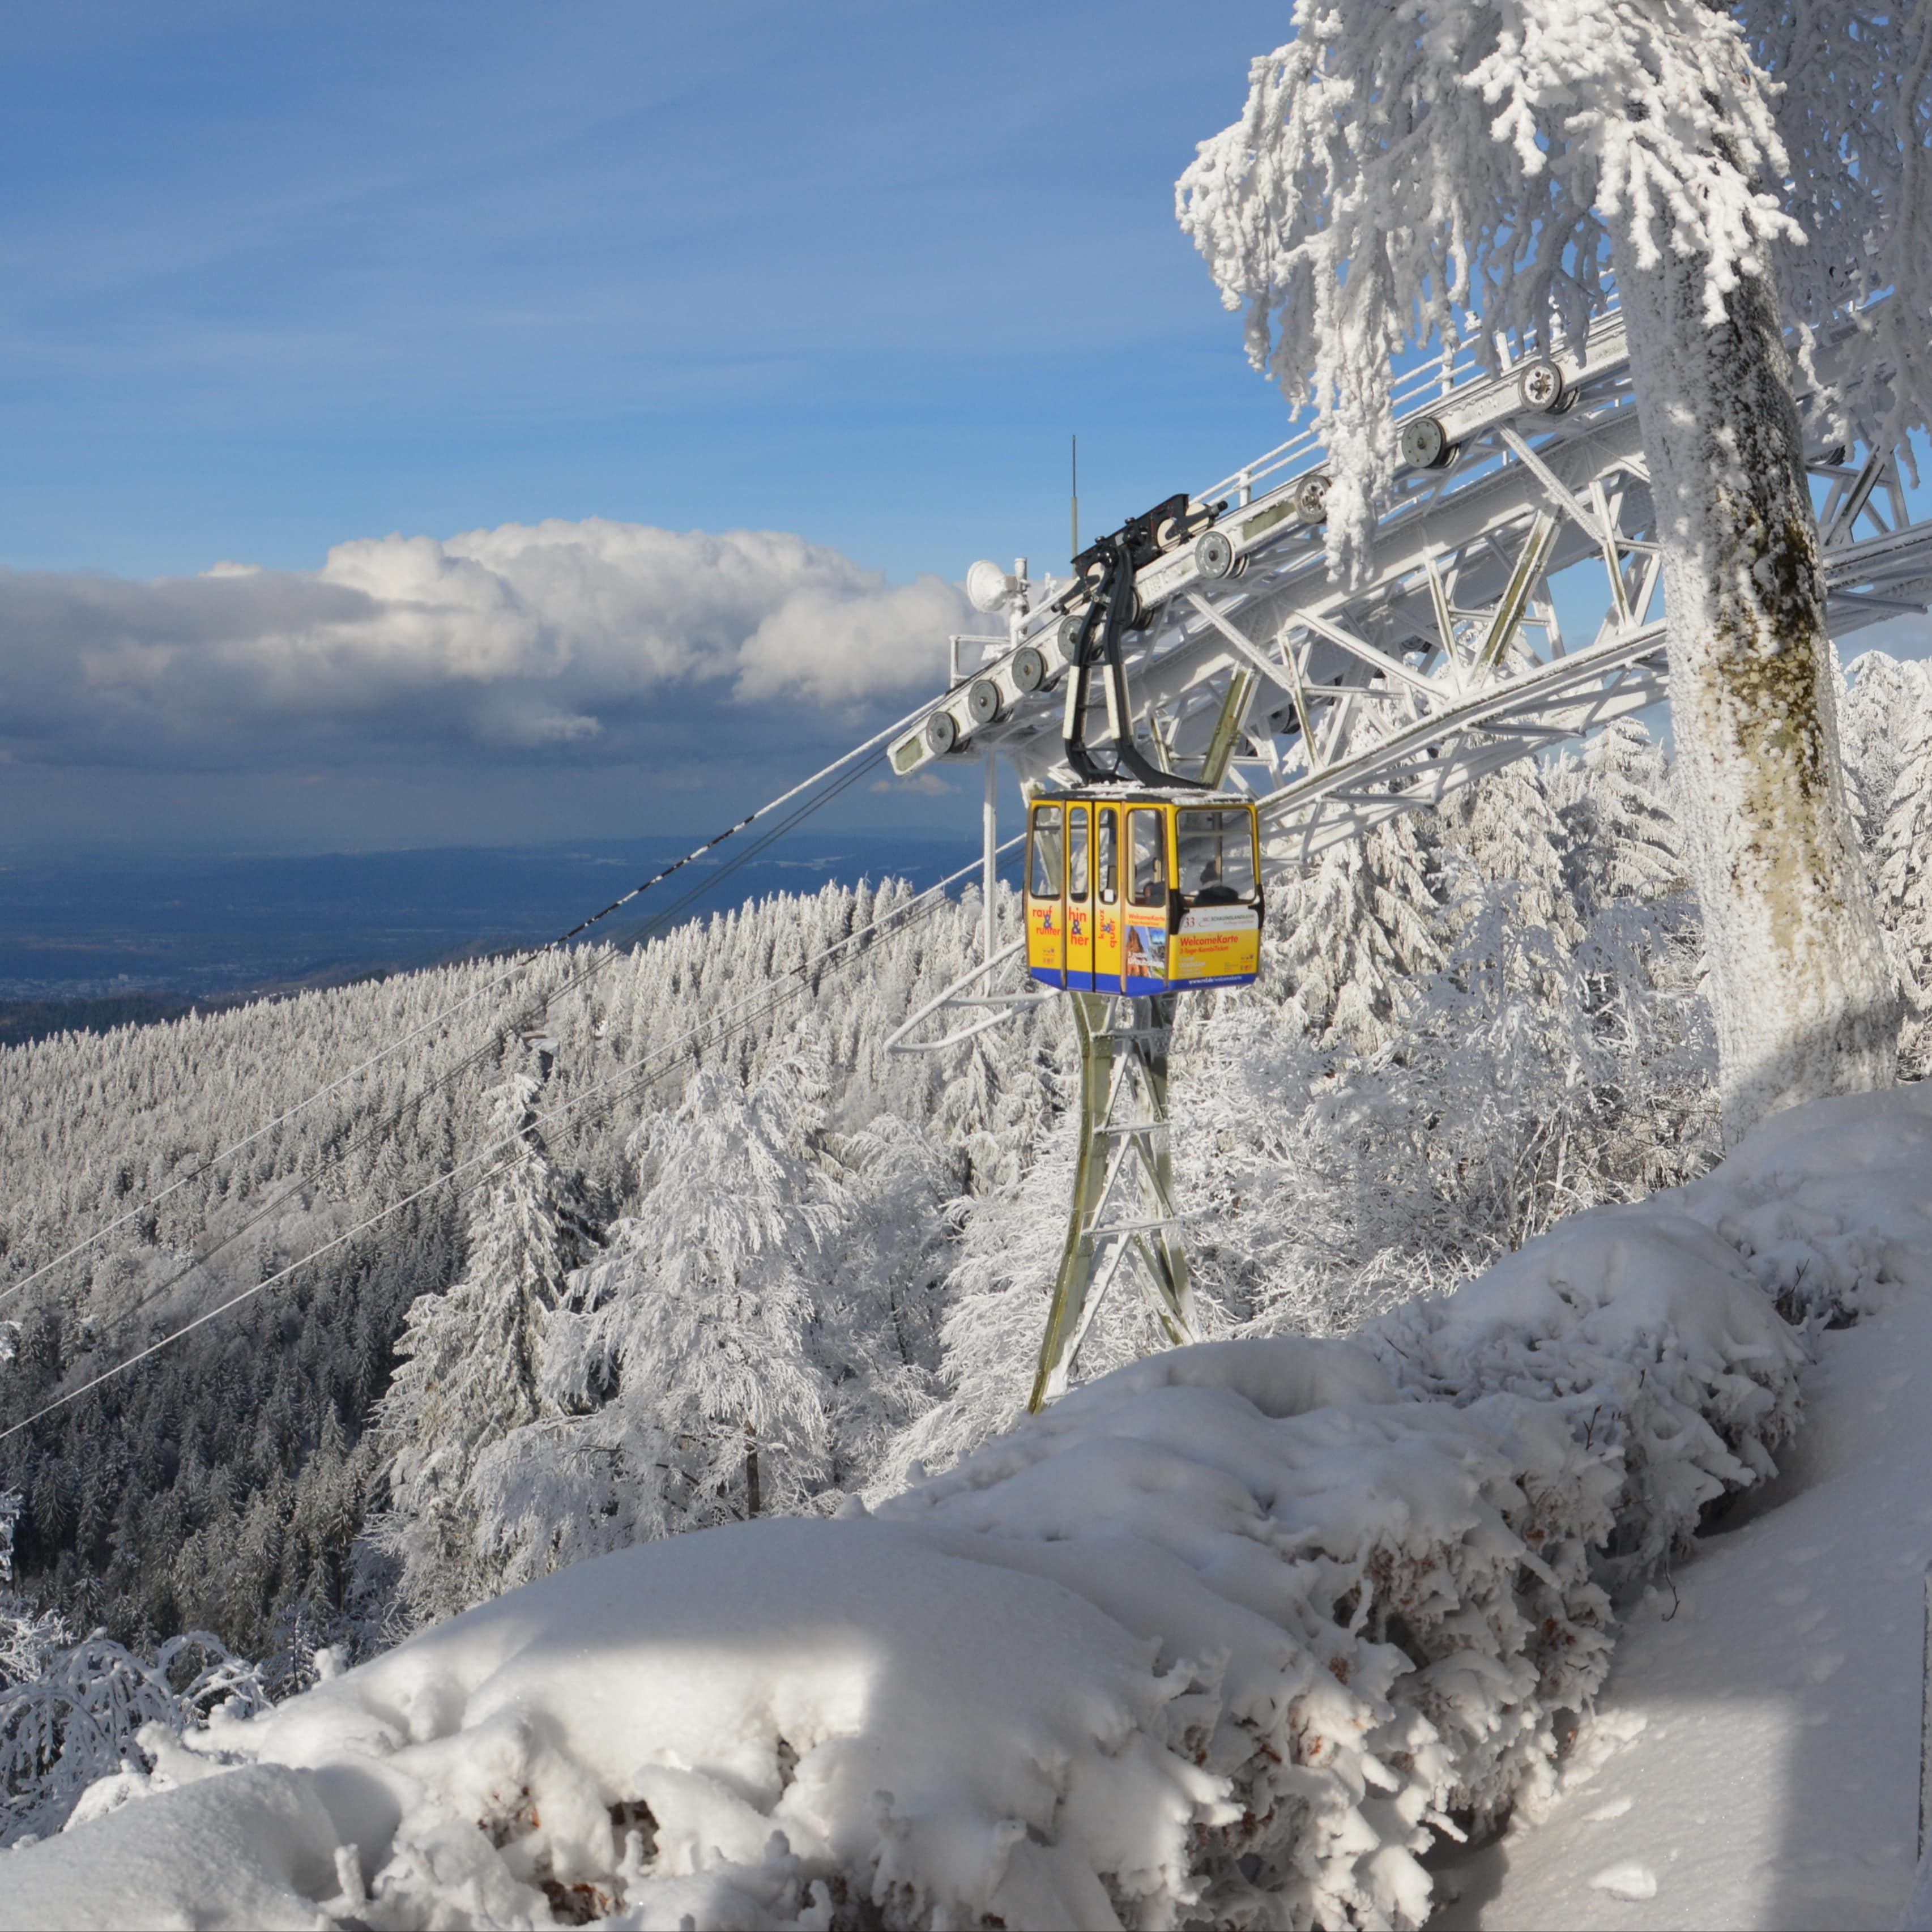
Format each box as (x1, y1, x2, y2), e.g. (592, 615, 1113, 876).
(1615, 255, 1899, 1142)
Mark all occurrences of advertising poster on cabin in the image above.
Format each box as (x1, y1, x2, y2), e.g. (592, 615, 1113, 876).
(1175, 909, 1260, 980)
(1124, 922, 1167, 979)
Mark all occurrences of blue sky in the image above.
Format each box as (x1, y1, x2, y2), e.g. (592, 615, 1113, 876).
(5, 6, 1927, 866)
(0, 1, 1302, 855)
(1, 1, 1294, 575)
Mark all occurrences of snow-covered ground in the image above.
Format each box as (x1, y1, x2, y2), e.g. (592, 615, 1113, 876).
(1435, 1094, 1932, 1931)
(10, 1084, 1932, 1930)
(1437, 1272, 1932, 1928)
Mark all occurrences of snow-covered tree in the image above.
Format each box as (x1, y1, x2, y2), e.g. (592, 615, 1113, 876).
(0, 1623, 267, 1845)
(871, 1119, 1070, 1492)
(872, 1061, 1205, 1490)
(0, 1491, 19, 1589)
(1838, 651, 1923, 854)
(1740, 1, 1932, 440)
(1176, 0, 1915, 1139)
(1876, 674, 1932, 1076)
(476, 1040, 846, 1585)
(1554, 719, 1687, 917)
(816, 1113, 954, 1494)
(1172, 1001, 1417, 1336)
(932, 1021, 1055, 1199)
(368, 1064, 591, 1626)
(1269, 811, 1442, 1051)
(1441, 748, 1582, 946)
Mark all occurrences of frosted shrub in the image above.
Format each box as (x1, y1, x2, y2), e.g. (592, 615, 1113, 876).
(881, 1340, 1618, 1929)
(15, 1341, 1617, 1932)
(0, 1619, 267, 1845)
(1372, 1205, 1805, 1572)
(1676, 1087, 1932, 1334)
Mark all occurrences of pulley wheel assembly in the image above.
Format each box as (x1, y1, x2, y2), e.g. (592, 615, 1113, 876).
(1517, 360, 1565, 412)
(1399, 416, 1452, 470)
(1193, 528, 1235, 578)
(1010, 645, 1047, 693)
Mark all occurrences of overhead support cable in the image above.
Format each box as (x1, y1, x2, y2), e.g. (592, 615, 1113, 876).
(1, 753, 885, 1359)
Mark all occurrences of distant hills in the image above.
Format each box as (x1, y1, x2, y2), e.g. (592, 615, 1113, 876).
(0, 831, 975, 1044)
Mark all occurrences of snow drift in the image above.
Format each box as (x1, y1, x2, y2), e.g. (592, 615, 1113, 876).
(11, 1085, 1932, 1930)
(1374, 1208, 1805, 1573)
(6, 1340, 1610, 1932)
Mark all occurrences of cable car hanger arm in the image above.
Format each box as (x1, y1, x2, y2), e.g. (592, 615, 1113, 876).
(1064, 498, 1218, 791)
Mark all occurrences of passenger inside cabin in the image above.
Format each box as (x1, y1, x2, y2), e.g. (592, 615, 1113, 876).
(1176, 808, 1255, 906)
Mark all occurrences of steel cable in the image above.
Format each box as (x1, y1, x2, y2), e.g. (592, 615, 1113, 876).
(0, 750, 887, 1358)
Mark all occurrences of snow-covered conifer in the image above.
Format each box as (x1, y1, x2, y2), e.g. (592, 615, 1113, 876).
(870, 1125, 1070, 1494)
(1557, 719, 1686, 917)
(1876, 671, 1932, 1077)
(1269, 811, 1441, 1052)
(1441, 749, 1580, 945)
(816, 1113, 954, 1493)
(1841, 652, 1924, 854)
(476, 1038, 846, 1584)
(1170, 1002, 1390, 1334)
(369, 1063, 591, 1625)
(0, 1490, 19, 1588)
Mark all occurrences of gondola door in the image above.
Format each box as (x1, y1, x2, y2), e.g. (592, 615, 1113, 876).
(1064, 801, 1095, 992)
(1123, 804, 1172, 993)
(1026, 802, 1065, 988)
(1094, 806, 1123, 993)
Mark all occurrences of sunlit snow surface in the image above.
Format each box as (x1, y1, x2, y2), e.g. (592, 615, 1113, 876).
(12, 1086, 1932, 1929)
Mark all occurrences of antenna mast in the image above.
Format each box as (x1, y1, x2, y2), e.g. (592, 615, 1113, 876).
(1071, 434, 1078, 559)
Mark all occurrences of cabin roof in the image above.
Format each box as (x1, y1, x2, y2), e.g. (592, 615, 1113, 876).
(1026, 789, 1257, 808)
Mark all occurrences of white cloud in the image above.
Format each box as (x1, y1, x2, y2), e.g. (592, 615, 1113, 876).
(0, 519, 967, 770)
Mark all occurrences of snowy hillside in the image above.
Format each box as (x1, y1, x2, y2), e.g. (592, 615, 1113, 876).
(1, 699, 1750, 1667)
(0, 873, 1061, 1657)
(9, 1077, 1932, 1930)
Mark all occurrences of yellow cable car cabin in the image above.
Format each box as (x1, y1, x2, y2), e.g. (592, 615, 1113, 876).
(1025, 791, 1263, 995)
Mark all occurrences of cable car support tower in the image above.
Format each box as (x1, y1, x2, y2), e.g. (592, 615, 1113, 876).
(888, 296, 1932, 1409)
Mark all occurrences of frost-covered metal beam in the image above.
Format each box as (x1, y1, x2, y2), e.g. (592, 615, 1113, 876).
(892, 296, 1932, 891)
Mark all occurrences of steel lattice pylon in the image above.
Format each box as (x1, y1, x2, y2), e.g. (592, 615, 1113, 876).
(893, 304, 1932, 843)
(1030, 992, 1193, 1410)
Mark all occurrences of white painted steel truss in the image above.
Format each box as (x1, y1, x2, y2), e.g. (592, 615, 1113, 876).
(1029, 993, 1195, 1412)
(892, 300, 1932, 1404)
(894, 308, 1932, 878)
